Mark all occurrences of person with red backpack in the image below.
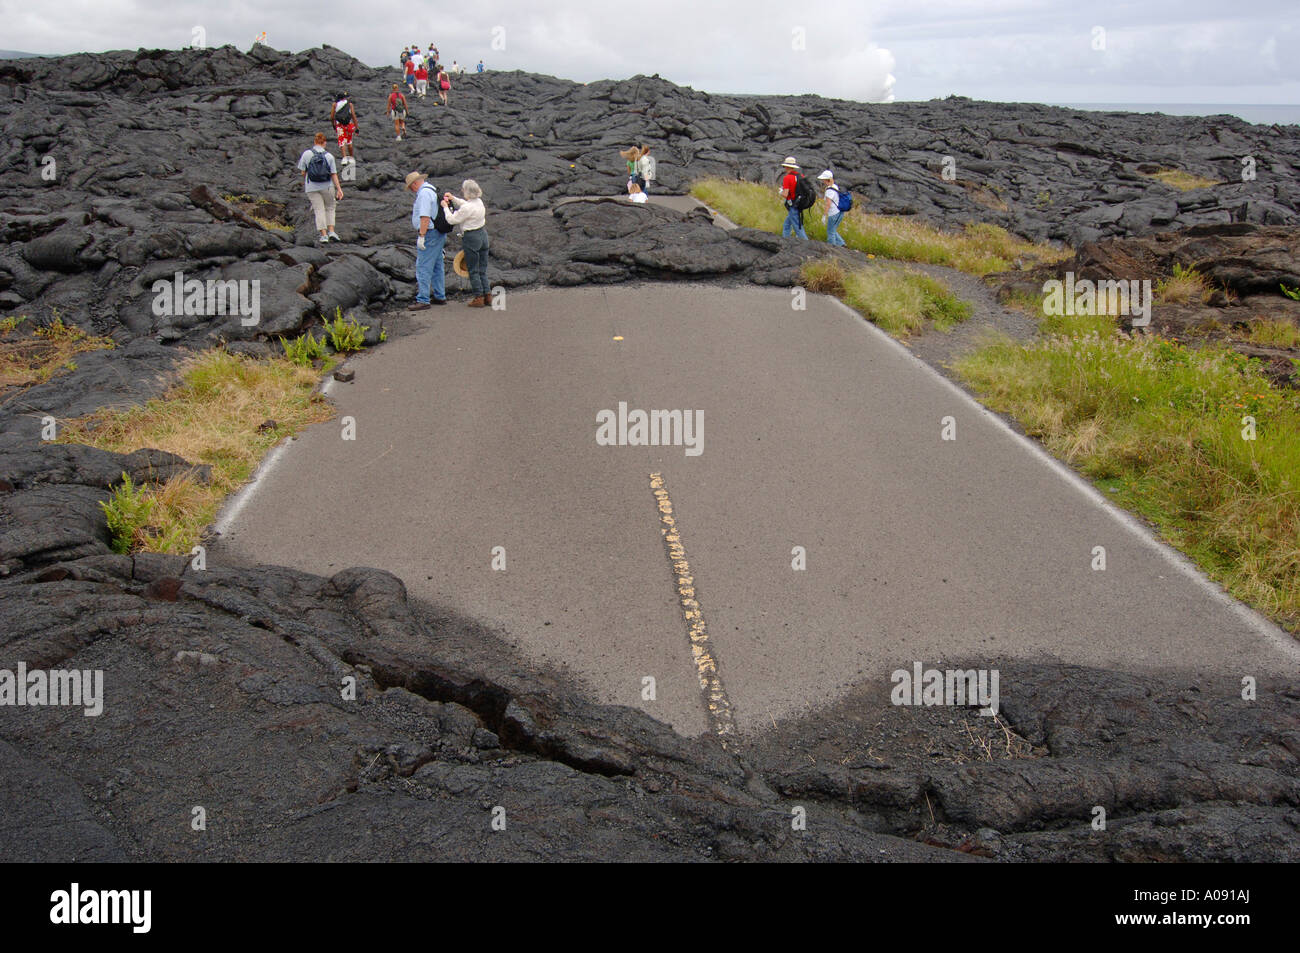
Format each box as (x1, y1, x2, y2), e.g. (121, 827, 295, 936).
(779, 157, 812, 240)
(387, 84, 408, 141)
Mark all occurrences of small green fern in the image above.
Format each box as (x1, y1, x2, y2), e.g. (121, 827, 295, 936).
(99, 473, 155, 554)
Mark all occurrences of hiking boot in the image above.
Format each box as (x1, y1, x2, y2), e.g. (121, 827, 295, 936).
(467, 295, 487, 308)
(409, 302, 431, 311)
(432, 298, 447, 306)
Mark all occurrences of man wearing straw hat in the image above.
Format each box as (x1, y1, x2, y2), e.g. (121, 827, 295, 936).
(778, 156, 810, 240)
(404, 171, 447, 310)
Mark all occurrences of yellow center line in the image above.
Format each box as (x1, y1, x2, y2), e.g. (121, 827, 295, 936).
(649, 472, 736, 743)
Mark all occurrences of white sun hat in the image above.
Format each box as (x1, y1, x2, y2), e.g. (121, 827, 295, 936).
(781, 156, 800, 168)
(817, 170, 834, 180)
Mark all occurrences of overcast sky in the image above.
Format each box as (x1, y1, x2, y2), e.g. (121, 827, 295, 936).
(2, 0, 1295, 104)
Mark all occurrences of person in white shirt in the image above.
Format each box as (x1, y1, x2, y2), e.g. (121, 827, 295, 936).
(627, 180, 648, 203)
(634, 144, 655, 194)
(817, 169, 847, 246)
(442, 179, 491, 307)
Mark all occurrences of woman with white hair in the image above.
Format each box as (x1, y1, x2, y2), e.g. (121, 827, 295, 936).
(442, 179, 491, 307)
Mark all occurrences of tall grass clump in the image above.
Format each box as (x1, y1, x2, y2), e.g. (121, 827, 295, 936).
(800, 260, 972, 337)
(955, 328, 1300, 631)
(59, 349, 335, 554)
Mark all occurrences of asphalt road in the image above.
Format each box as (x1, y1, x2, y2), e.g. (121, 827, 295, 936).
(214, 283, 1299, 736)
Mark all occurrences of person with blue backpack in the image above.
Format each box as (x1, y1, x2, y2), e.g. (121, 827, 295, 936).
(297, 132, 344, 243)
(817, 170, 850, 247)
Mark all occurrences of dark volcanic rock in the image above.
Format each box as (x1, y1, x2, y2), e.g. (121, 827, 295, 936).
(987, 223, 1300, 365)
(1, 44, 1296, 350)
(748, 664, 1300, 862)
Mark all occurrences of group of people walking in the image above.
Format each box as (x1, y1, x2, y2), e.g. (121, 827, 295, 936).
(778, 156, 852, 245)
(291, 40, 496, 309)
(401, 45, 453, 107)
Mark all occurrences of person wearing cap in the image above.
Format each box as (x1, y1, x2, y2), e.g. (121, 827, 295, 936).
(405, 171, 447, 309)
(778, 157, 807, 240)
(818, 170, 846, 247)
(442, 179, 491, 307)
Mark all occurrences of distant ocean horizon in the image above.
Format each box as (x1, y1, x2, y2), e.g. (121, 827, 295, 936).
(1055, 103, 1300, 126)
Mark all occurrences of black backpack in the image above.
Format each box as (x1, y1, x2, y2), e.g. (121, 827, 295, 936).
(793, 173, 816, 211)
(306, 149, 333, 183)
(422, 184, 454, 234)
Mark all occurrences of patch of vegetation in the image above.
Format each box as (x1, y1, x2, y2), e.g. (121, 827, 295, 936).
(58, 349, 336, 554)
(1246, 318, 1300, 349)
(955, 326, 1300, 633)
(958, 180, 1009, 212)
(999, 287, 1049, 316)
(0, 313, 115, 397)
(1281, 283, 1300, 301)
(800, 260, 972, 337)
(1141, 168, 1221, 191)
(1155, 263, 1212, 305)
(99, 473, 156, 554)
(280, 329, 328, 366)
(1039, 310, 1118, 338)
(324, 309, 369, 353)
(800, 258, 848, 296)
(221, 192, 296, 233)
(691, 177, 1068, 275)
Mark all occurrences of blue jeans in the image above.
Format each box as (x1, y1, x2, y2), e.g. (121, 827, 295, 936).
(826, 210, 846, 246)
(461, 227, 490, 297)
(782, 205, 806, 239)
(415, 231, 446, 302)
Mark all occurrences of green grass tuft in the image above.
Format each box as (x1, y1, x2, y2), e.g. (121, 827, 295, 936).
(801, 260, 972, 337)
(955, 326, 1300, 632)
